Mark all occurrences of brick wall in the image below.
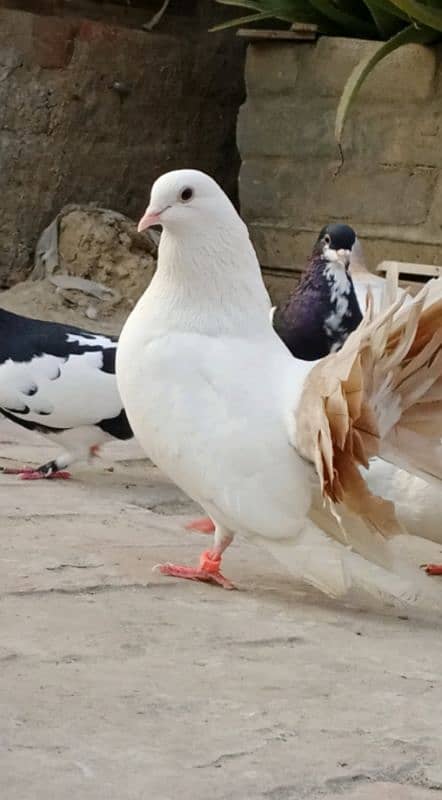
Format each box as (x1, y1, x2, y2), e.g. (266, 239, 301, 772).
(237, 37, 442, 273)
(0, 2, 245, 284)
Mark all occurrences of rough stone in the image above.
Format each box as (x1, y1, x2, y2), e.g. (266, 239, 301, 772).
(31, 14, 77, 68)
(244, 42, 301, 96)
(0, 204, 157, 331)
(0, 3, 245, 284)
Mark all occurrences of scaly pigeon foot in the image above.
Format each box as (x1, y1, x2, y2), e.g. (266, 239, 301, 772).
(154, 549, 236, 590)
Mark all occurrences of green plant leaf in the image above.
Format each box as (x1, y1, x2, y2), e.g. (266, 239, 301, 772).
(388, 0, 442, 28)
(211, 10, 283, 31)
(309, 0, 378, 36)
(216, 0, 313, 17)
(215, 0, 341, 28)
(363, 0, 406, 37)
(216, 0, 271, 9)
(335, 23, 438, 144)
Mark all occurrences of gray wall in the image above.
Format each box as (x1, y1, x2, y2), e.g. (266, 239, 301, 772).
(0, 1, 245, 284)
(238, 37, 442, 273)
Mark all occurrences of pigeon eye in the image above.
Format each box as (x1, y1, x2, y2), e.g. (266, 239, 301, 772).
(180, 187, 193, 203)
(324, 234, 331, 245)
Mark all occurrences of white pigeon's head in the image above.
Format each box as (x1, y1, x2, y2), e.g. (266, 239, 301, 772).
(137, 169, 242, 235)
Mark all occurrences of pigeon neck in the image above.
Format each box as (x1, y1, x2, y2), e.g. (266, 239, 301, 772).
(140, 225, 272, 336)
(273, 255, 362, 360)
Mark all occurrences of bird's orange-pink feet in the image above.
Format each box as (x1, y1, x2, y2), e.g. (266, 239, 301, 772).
(423, 563, 442, 576)
(1, 466, 71, 480)
(154, 549, 236, 590)
(185, 517, 215, 534)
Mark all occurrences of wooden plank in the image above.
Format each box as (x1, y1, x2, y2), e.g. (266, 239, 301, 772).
(376, 260, 442, 279)
(237, 25, 318, 42)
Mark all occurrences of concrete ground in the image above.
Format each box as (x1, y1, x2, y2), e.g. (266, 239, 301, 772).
(1, 420, 442, 800)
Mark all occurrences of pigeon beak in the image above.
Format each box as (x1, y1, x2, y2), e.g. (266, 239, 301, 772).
(137, 208, 163, 232)
(337, 248, 351, 266)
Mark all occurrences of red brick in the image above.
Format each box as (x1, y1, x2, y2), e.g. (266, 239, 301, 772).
(32, 15, 78, 69)
(77, 19, 121, 44)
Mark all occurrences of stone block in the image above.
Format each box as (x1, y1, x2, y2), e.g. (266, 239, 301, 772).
(239, 35, 442, 270)
(250, 224, 316, 271)
(238, 97, 336, 160)
(251, 222, 442, 273)
(240, 158, 435, 229)
(343, 104, 442, 168)
(311, 165, 436, 226)
(262, 268, 300, 305)
(244, 42, 301, 96)
(239, 157, 320, 224)
(307, 37, 437, 101)
(425, 173, 442, 234)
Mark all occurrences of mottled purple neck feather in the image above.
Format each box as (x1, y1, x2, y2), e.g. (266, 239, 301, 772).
(273, 255, 363, 361)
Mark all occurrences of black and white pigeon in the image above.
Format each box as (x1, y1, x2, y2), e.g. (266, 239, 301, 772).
(0, 307, 133, 479)
(272, 223, 363, 360)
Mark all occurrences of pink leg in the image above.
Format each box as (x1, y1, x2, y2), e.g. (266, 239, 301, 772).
(155, 528, 235, 590)
(184, 516, 215, 534)
(423, 563, 442, 576)
(20, 470, 71, 481)
(1, 466, 71, 480)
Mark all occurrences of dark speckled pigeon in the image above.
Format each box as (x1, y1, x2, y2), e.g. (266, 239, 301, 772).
(272, 223, 363, 360)
(0, 308, 133, 479)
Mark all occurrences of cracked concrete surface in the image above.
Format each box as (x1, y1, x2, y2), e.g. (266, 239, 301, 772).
(1, 420, 442, 800)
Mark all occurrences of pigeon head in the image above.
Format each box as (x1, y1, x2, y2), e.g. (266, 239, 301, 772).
(314, 223, 356, 267)
(137, 169, 243, 235)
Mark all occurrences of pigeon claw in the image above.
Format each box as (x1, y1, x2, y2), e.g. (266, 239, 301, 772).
(1, 466, 71, 480)
(154, 550, 236, 590)
(184, 517, 216, 534)
(422, 563, 442, 576)
(20, 469, 72, 481)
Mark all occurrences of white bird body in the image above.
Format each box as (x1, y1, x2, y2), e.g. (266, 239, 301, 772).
(118, 213, 316, 542)
(117, 170, 442, 604)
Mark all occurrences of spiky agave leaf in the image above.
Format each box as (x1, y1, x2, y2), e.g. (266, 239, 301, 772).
(388, 0, 442, 30)
(214, 0, 343, 32)
(309, 0, 378, 37)
(363, 0, 407, 38)
(211, 10, 284, 31)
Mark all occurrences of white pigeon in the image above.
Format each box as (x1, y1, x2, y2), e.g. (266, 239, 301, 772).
(190, 234, 442, 575)
(0, 307, 133, 479)
(116, 169, 442, 603)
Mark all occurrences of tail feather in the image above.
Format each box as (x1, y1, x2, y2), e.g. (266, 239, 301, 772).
(295, 277, 442, 540)
(262, 522, 426, 607)
(363, 458, 442, 544)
